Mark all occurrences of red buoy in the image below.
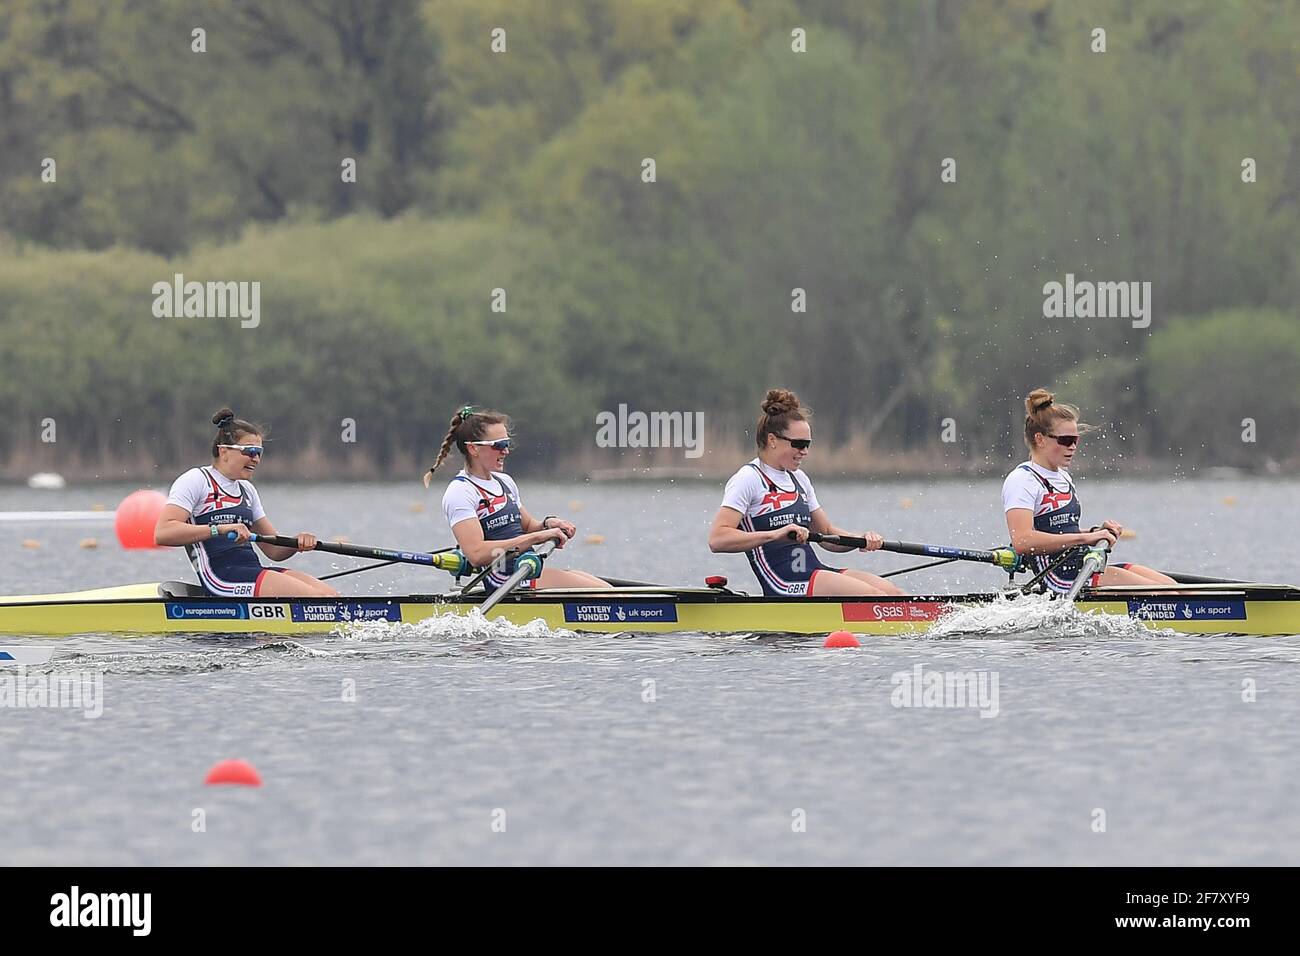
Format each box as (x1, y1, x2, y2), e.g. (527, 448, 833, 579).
(114, 489, 167, 549)
(823, 630, 860, 648)
(204, 759, 262, 787)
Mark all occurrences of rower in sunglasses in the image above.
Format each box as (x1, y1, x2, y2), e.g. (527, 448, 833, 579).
(709, 388, 904, 596)
(1002, 389, 1173, 592)
(153, 407, 338, 597)
(426, 405, 610, 593)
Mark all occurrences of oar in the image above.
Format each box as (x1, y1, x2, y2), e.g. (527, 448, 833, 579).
(799, 531, 1021, 570)
(1064, 540, 1110, 600)
(241, 533, 470, 574)
(479, 540, 557, 615)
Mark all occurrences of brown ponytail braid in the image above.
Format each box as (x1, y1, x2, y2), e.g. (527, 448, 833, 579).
(422, 405, 511, 488)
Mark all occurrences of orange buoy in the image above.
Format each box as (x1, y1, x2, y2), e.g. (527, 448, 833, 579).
(114, 489, 167, 549)
(204, 759, 262, 787)
(824, 630, 860, 648)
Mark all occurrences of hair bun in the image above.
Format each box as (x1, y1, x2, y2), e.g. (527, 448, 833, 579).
(211, 407, 236, 427)
(1025, 389, 1055, 416)
(761, 388, 800, 417)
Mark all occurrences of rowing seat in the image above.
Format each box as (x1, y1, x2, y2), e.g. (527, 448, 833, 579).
(158, 581, 206, 598)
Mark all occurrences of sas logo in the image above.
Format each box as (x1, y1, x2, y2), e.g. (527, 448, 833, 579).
(842, 601, 947, 623)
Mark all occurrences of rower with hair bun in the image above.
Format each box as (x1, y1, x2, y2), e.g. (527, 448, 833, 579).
(427, 405, 611, 593)
(1002, 388, 1174, 592)
(153, 407, 338, 597)
(708, 388, 904, 596)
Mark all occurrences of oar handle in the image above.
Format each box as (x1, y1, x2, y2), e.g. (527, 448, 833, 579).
(796, 530, 1020, 570)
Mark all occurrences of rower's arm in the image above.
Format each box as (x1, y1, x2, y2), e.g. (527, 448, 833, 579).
(154, 504, 218, 547)
(250, 517, 300, 560)
(519, 506, 574, 536)
(450, 517, 557, 567)
(708, 507, 780, 553)
(806, 509, 856, 552)
(1005, 508, 1092, 555)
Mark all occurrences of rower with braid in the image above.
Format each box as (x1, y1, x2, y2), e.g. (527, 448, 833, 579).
(426, 405, 611, 593)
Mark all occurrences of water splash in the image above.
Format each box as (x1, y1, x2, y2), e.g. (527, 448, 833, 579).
(926, 590, 1179, 640)
(338, 608, 574, 643)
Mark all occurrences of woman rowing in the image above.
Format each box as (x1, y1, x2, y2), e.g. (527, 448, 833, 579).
(1003, 389, 1175, 592)
(154, 408, 338, 597)
(426, 405, 611, 593)
(708, 389, 904, 596)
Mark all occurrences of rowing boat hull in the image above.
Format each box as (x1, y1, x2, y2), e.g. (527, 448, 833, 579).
(1, 583, 1297, 637)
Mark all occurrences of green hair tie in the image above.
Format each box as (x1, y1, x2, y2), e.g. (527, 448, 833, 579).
(458, 404, 476, 420)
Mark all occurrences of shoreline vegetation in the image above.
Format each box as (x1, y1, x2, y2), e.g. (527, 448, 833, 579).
(1, 439, 1289, 485)
(2, 3, 1297, 480)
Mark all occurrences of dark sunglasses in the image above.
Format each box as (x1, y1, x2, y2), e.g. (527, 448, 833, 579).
(219, 443, 264, 457)
(1046, 434, 1080, 448)
(775, 434, 812, 450)
(466, 438, 513, 451)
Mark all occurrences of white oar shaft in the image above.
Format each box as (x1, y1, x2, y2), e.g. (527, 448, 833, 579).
(1065, 540, 1111, 601)
(0, 511, 114, 522)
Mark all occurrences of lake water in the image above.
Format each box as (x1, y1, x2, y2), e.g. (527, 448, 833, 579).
(2, 477, 1297, 864)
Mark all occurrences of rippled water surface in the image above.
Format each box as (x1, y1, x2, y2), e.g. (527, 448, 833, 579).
(2, 478, 1297, 864)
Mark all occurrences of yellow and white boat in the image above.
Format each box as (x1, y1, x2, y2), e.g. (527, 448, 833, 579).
(0, 580, 1296, 637)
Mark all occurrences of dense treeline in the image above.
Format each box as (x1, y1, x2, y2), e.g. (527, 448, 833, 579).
(0, 0, 1296, 477)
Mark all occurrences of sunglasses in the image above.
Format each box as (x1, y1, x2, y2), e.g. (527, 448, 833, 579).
(466, 438, 513, 451)
(1046, 434, 1080, 448)
(774, 434, 812, 450)
(219, 443, 264, 458)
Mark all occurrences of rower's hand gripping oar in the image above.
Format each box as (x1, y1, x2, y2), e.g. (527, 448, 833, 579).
(1064, 539, 1110, 601)
(240, 533, 472, 574)
(793, 530, 1021, 571)
(478, 540, 557, 615)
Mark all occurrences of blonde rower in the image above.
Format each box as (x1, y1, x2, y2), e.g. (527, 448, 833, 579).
(1002, 389, 1175, 592)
